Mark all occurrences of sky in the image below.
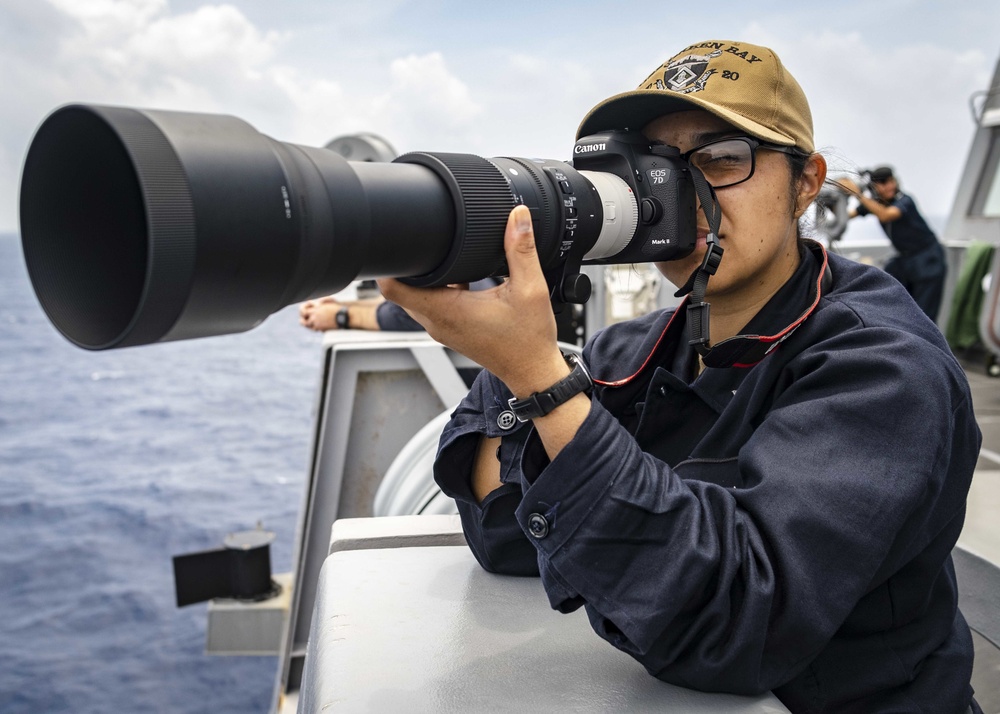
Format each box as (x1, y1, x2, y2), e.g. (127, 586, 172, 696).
(1, 0, 998, 238)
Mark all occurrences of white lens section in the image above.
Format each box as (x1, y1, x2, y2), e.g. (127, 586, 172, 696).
(579, 170, 639, 261)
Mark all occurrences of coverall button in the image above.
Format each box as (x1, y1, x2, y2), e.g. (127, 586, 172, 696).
(497, 410, 517, 430)
(527, 513, 549, 539)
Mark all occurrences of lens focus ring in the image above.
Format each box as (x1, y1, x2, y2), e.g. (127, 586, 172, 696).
(394, 152, 515, 287)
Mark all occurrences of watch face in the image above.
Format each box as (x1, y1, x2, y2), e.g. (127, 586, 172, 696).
(564, 352, 593, 386)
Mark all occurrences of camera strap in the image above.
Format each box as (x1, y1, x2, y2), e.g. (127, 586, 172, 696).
(656, 161, 832, 369)
(669, 164, 723, 357)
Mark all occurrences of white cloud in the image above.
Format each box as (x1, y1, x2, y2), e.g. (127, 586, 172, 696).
(387, 52, 481, 123)
(1, 1, 998, 234)
(42, 0, 287, 112)
(366, 52, 484, 150)
(266, 67, 352, 146)
(47, 0, 165, 32)
(254, 52, 485, 152)
(124, 4, 283, 70)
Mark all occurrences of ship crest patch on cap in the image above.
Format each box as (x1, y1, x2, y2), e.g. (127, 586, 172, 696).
(651, 49, 722, 95)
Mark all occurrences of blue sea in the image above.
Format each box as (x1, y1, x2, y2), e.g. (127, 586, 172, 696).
(0, 232, 322, 713)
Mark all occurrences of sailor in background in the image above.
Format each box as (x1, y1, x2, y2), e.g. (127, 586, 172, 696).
(838, 166, 947, 321)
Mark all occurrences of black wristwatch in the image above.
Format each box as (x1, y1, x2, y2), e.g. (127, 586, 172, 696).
(335, 307, 351, 329)
(508, 352, 593, 422)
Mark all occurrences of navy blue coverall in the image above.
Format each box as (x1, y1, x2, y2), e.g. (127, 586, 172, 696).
(433, 242, 981, 713)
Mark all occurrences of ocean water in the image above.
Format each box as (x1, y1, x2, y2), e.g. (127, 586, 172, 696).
(0, 233, 322, 713)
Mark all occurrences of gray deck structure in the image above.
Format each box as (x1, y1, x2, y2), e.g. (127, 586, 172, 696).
(956, 355, 1000, 713)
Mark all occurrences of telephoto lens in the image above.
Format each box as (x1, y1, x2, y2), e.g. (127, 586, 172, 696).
(19, 104, 694, 350)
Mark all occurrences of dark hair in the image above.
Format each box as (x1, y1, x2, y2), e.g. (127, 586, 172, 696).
(786, 150, 810, 232)
(786, 150, 809, 185)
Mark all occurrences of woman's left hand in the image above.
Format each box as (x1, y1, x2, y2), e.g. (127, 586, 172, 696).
(378, 205, 568, 397)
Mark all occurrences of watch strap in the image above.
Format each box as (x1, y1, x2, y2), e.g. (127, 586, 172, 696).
(508, 353, 592, 422)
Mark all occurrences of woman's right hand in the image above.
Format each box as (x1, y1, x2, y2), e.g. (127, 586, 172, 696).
(378, 205, 567, 398)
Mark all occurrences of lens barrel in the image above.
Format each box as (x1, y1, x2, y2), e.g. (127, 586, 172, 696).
(20, 105, 471, 349)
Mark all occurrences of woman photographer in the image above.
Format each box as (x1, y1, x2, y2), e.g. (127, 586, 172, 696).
(380, 40, 982, 713)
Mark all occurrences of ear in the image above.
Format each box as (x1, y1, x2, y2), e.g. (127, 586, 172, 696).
(795, 153, 827, 219)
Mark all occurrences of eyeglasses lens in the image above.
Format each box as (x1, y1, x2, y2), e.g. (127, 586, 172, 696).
(688, 139, 754, 188)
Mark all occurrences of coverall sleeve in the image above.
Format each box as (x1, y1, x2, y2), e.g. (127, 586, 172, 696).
(486, 326, 976, 694)
(434, 369, 540, 576)
(374, 300, 425, 331)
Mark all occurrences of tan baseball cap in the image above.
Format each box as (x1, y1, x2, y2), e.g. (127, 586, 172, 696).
(576, 40, 814, 153)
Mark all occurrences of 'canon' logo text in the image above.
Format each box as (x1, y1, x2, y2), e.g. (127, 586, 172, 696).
(574, 143, 606, 154)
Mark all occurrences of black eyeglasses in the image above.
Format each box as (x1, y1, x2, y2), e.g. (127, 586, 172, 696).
(680, 136, 803, 189)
